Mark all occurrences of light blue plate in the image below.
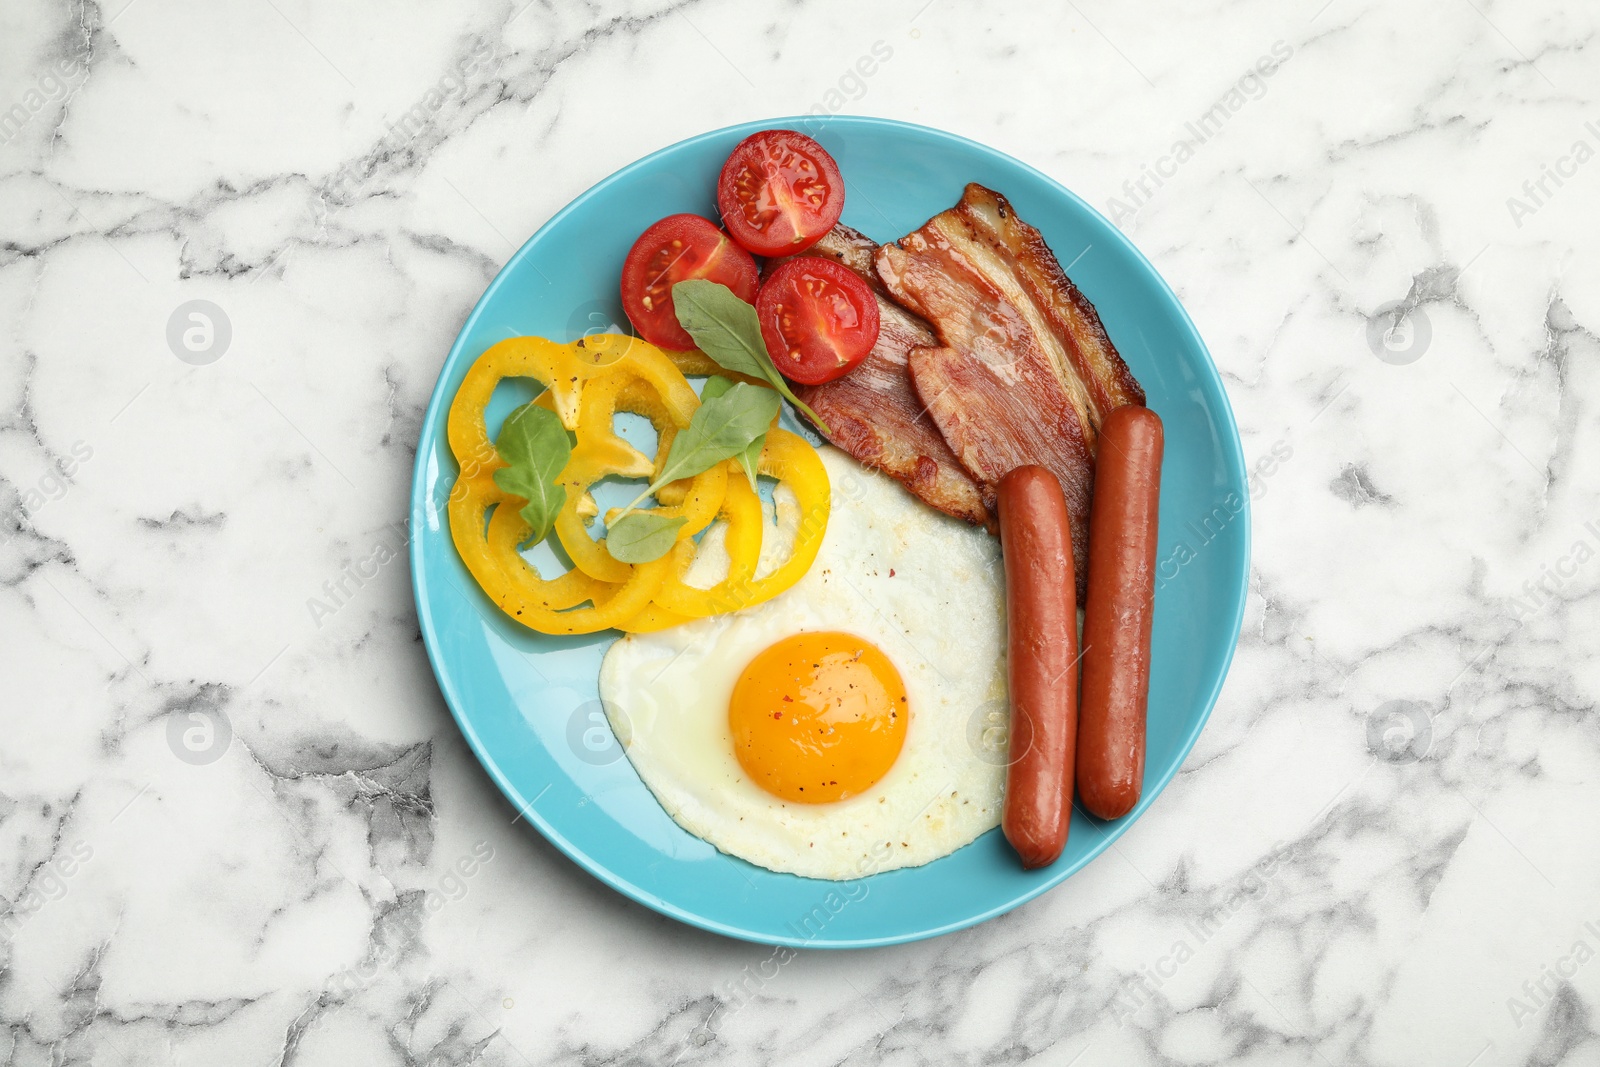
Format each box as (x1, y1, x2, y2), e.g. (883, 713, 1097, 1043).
(409, 116, 1249, 948)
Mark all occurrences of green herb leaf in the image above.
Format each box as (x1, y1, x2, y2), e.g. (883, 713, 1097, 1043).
(672, 280, 771, 379)
(605, 511, 687, 563)
(671, 279, 831, 433)
(491, 401, 571, 545)
(701, 375, 765, 491)
(658, 380, 780, 487)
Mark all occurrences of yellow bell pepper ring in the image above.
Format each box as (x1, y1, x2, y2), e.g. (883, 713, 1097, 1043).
(447, 335, 618, 467)
(554, 368, 728, 584)
(450, 475, 669, 635)
(447, 475, 636, 634)
(554, 371, 660, 585)
(649, 465, 765, 619)
(738, 428, 831, 606)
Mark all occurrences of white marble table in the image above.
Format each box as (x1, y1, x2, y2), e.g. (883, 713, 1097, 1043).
(4, 0, 1598, 1063)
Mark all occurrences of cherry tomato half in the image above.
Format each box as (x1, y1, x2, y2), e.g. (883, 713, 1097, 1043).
(756, 257, 880, 385)
(620, 214, 760, 351)
(717, 130, 845, 257)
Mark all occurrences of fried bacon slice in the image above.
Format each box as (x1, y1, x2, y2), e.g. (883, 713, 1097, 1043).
(778, 225, 991, 528)
(906, 342, 1094, 591)
(876, 184, 1146, 600)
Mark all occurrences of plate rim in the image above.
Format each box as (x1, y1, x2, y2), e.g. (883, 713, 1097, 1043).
(408, 114, 1251, 949)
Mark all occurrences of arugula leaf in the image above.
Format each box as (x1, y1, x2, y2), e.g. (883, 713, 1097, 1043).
(671, 279, 830, 433)
(491, 401, 571, 545)
(702, 376, 764, 491)
(605, 511, 687, 563)
(671, 280, 772, 379)
(658, 380, 779, 486)
(699, 374, 738, 400)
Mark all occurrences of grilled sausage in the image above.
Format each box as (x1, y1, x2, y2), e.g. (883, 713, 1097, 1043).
(997, 465, 1079, 868)
(1076, 405, 1164, 820)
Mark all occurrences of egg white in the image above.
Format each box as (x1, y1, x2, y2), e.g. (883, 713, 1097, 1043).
(598, 447, 1008, 880)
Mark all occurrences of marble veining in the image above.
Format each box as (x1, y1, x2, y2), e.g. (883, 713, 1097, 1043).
(3, 0, 1599, 1063)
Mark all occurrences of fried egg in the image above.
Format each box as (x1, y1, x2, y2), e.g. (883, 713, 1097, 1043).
(598, 447, 1008, 879)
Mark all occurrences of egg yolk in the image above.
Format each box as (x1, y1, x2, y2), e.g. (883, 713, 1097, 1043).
(728, 632, 909, 804)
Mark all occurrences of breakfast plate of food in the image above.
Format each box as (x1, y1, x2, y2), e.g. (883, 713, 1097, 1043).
(409, 116, 1248, 948)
